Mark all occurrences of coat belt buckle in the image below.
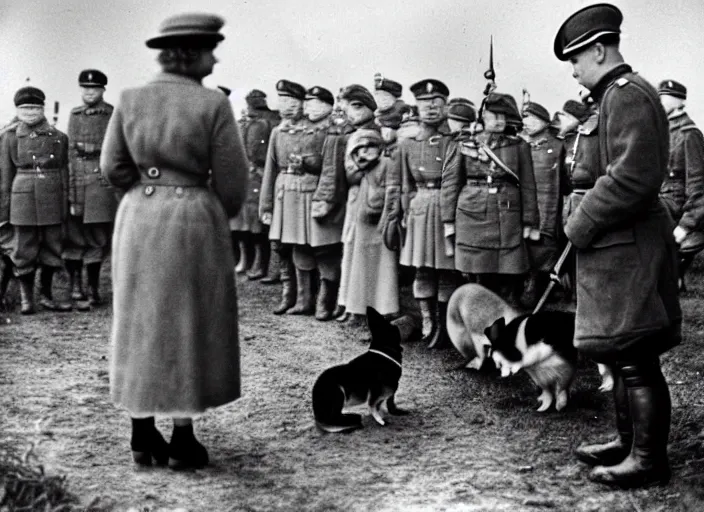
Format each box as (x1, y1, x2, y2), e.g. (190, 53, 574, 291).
(488, 187, 498, 194)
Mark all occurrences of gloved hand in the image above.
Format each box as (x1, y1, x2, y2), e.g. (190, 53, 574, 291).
(261, 212, 272, 225)
(443, 223, 456, 257)
(674, 225, 688, 244)
(312, 200, 334, 220)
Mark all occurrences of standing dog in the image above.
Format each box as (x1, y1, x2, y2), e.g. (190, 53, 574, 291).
(485, 311, 578, 412)
(446, 283, 520, 370)
(312, 306, 408, 433)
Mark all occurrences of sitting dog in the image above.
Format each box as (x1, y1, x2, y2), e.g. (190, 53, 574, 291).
(485, 311, 578, 412)
(446, 283, 520, 370)
(312, 306, 408, 433)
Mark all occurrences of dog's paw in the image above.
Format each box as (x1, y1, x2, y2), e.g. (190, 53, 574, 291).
(555, 390, 569, 411)
(536, 391, 553, 412)
(371, 410, 386, 426)
(465, 357, 484, 371)
(598, 375, 614, 393)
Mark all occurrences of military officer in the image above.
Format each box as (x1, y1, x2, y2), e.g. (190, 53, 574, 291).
(657, 80, 704, 292)
(373, 74, 404, 116)
(63, 69, 116, 310)
(521, 101, 565, 306)
(397, 79, 458, 348)
(555, 3, 680, 488)
(314, 84, 379, 323)
(259, 79, 310, 315)
(0, 118, 19, 309)
(232, 89, 281, 281)
(445, 98, 476, 138)
(0, 86, 71, 314)
(442, 92, 539, 308)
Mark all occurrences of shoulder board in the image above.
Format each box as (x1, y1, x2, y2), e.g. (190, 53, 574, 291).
(71, 105, 86, 114)
(615, 78, 629, 87)
(680, 125, 701, 133)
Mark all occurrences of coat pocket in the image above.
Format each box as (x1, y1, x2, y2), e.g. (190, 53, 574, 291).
(456, 187, 500, 249)
(590, 227, 635, 249)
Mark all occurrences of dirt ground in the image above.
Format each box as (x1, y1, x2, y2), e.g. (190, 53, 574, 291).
(2, 258, 704, 512)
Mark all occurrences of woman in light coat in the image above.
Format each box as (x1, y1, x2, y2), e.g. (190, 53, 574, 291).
(101, 13, 248, 471)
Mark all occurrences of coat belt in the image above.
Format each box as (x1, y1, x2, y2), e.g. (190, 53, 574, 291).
(139, 166, 207, 187)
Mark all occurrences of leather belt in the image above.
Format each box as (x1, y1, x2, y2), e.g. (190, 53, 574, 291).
(139, 166, 207, 187)
(280, 167, 305, 176)
(466, 179, 510, 187)
(16, 167, 61, 174)
(76, 151, 101, 159)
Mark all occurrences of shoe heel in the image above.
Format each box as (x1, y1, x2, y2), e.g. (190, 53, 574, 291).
(132, 450, 152, 466)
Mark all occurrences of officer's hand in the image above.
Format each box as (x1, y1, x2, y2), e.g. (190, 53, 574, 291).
(674, 225, 688, 244)
(312, 200, 333, 219)
(70, 205, 77, 216)
(522, 226, 532, 239)
(261, 212, 272, 225)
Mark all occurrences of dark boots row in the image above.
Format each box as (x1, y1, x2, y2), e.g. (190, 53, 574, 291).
(575, 361, 671, 489)
(418, 298, 451, 349)
(131, 417, 208, 471)
(273, 263, 339, 321)
(66, 260, 103, 310)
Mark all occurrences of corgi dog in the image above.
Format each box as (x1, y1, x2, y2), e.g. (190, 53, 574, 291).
(485, 311, 578, 412)
(446, 283, 520, 370)
(312, 306, 408, 433)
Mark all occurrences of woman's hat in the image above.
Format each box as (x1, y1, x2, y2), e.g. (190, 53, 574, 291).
(146, 13, 225, 49)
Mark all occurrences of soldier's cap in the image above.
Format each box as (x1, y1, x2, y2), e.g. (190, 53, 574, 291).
(658, 80, 687, 100)
(447, 97, 476, 123)
(340, 84, 377, 111)
(375, 100, 410, 129)
(146, 13, 225, 49)
(522, 102, 551, 123)
(78, 69, 107, 88)
(410, 79, 449, 100)
(560, 99, 591, 123)
(305, 86, 335, 106)
(401, 105, 419, 124)
(245, 89, 267, 108)
(276, 80, 306, 101)
(14, 86, 45, 107)
(553, 3, 622, 61)
(373, 74, 403, 98)
(483, 92, 520, 118)
(347, 129, 383, 156)
(217, 85, 231, 97)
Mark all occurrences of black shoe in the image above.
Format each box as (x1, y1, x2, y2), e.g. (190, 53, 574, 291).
(168, 425, 209, 471)
(131, 418, 169, 467)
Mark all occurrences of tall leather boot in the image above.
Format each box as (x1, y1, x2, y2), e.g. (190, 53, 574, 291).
(428, 300, 450, 349)
(315, 278, 338, 321)
(261, 243, 281, 285)
(18, 270, 36, 315)
(247, 241, 266, 280)
(38, 266, 72, 312)
(286, 267, 314, 315)
(575, 368, 632, 466)
(0, 255, 14, 311)
(273, 259, 296, 315)
(235, 239, 249, 274)
(86, 262, 103, 306)
(589, 362, 671, 488)
(66, 260, 90, 311)
(418, 299, 437, 344)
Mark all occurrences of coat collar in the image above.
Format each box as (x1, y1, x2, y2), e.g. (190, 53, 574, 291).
(669, 111, 695, 132)
(16, 118, 53, 137)
(589, 63, 633, 103)
(150, 72, 203, 87)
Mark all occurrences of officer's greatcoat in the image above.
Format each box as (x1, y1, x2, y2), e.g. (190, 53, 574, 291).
(564, 64, 681, 360)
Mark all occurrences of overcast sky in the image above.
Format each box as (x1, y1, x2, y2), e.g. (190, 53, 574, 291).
(1, 0, 703, 131)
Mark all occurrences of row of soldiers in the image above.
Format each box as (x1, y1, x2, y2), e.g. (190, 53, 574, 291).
(233, 74, 704, 345)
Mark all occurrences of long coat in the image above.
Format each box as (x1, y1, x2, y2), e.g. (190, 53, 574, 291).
(562, 113, 601, 225)
(398, 124, 456, 270)
(441, 133, 539, 274)
(101, 72, 248, 416)
(564, 64, 681, 361)
(659, 110, 704, 231)
(67, 100, 117, 223)
(524, 129, 565, 271)
(0, 119, 69, 226)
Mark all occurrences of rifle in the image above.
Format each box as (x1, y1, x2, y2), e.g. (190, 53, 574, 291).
(52, 101, 59, 126)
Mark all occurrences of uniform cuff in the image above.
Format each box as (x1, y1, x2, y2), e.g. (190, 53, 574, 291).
(564, 211, 600, 249)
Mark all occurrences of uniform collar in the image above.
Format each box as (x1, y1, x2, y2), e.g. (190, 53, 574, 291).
(589, 63, 633, 103)
(669, 110, 694, 131)
(16, 118, 52, 137)
(150, 72, 202, 86)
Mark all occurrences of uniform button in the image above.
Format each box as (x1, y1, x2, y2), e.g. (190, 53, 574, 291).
(253, 188, 259, 193)
(175, 187, 184, 196)
(50, 154, 55, 159)
(144, 185, 155, 196)
(93, 168, 99, 173)
(147, 167, 160, 178)
(419, 166, 425, 171)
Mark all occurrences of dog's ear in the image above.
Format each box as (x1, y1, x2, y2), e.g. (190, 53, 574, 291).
(484, 317, 505, 343)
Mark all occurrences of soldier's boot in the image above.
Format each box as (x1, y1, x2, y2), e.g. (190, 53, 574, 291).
(87, 262, 103, 306)
(18, 270, 36, 315)
(0, 256, 15, 311)
(315, 278, 338, 321)
(66, 260, 90, 311)
(273, 261, 296, 315)
(246, 242, 266, 280)
(286, 268, 314, 315)
(418, 299, 437, 344)
(260, 244, 281, 285)
(38, 265, 72, 312)
(235, 240, 249, 274)
(589, 362, 671, 489)
(427, 301, 451, 349)
(576, 369, 632, 466)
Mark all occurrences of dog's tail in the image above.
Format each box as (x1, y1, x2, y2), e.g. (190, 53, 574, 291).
(312, 380, 363, 434)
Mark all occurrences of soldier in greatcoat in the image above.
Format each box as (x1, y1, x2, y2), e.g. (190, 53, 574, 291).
(259, 80, 312, 315)
(232, 89, 281, 281)
(63, 69, 116, 310)
(441, 92, 540, 307)
(0, 86, 71, 314)
(521, 101, 566, 306)
(398, 79, 459, 348)
(555, 3, 680, 488)
(315, 84, 379, 322)
(656, 80, 704, 292)
(0, 117, 19, 309)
